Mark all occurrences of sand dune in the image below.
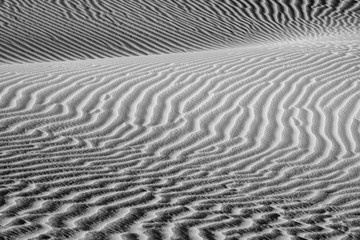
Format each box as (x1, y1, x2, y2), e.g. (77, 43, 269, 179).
(1, 0, 360, 240)
(1, 0, 360, 63)
(1, 42, 360, 239)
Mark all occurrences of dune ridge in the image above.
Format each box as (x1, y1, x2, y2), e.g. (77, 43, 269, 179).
(0, 0, 360, 63)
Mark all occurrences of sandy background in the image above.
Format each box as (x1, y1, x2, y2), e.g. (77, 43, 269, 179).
(1, 1, 360, 239)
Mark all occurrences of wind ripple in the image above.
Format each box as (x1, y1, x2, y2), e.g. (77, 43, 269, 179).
(1, 41, 360, 239)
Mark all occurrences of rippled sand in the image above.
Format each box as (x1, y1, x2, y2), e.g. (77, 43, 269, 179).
(1, 1, 360, 240)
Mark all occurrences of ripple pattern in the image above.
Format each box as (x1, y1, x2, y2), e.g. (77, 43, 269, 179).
(1, 40, 360, 239)
(0, 0, 360, 63)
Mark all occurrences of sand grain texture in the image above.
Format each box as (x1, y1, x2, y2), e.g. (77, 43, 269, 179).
(1, 0, 360, 240)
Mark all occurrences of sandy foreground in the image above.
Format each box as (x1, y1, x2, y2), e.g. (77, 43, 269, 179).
(1, 1, 360, 240)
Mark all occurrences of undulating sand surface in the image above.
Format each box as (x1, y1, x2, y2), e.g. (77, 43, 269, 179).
(1, 1, 360, 240)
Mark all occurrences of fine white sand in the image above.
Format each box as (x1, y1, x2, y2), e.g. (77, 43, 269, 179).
(1, 1, 360, 240)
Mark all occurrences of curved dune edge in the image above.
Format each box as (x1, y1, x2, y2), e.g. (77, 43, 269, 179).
(1, 0, 360, 64)
(1, 38, 360, 239)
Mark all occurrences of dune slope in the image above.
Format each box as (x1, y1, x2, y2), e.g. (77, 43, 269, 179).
(1, 40, 360, 239)
(0, 0, 360, 63)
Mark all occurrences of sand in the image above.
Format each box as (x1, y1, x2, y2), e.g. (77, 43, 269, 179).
(1, 0, 360, 240)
